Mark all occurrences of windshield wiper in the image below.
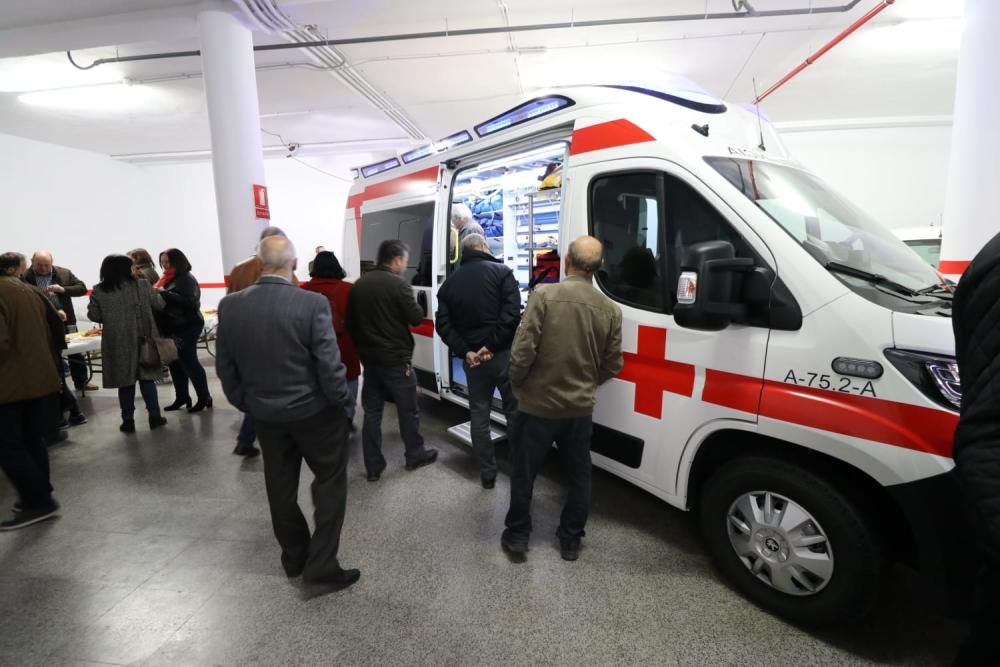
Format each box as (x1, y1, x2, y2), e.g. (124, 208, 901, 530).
(824, 262, 921, 298)
(914, 283, 954, 299)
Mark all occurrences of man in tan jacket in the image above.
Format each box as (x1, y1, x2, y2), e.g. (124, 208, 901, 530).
(502, 236, 623, 562)
(0, 254, 63, 530)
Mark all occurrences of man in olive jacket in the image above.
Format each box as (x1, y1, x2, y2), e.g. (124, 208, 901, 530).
(346, 239, 438, 481)
(22, 250, 93, 391)
(0, 256, 63, 530)
(503, 236, 623, 562)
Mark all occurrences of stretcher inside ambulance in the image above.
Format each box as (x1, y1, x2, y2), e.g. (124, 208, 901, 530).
(344, 83, 968, 627)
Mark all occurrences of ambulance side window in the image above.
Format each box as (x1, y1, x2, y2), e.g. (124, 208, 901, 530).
(589, 172, 666, 312)
(662, 174, 756, 312)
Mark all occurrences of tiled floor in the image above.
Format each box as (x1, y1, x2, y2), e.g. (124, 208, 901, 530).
(0, 363, 964, 666)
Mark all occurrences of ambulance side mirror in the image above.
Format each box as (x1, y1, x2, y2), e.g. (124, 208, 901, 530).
(674, 241, 752, 331)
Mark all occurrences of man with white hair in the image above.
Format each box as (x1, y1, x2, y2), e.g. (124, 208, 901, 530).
(216, 235, 359, 589)
(449, 203, 485, 264)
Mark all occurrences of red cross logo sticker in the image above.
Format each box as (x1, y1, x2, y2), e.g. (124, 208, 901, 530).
(618, 326, 696, 419)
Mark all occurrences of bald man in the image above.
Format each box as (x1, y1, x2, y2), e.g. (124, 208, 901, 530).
(216, 236, 359, 588)
(22, 251, 93, 392)
(503, 236, 623, 562)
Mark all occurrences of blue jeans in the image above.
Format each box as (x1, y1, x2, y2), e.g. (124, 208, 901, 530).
(346, 378, 359, 424)
(237, 412, 256, 447)
(465, 350, 517, 479)
(169, 327, 211, 403)
(118, 381, 160, 421)
(504, 413, 594, 544)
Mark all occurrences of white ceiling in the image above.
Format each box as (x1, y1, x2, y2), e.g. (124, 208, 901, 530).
(0, 0, 964, 166)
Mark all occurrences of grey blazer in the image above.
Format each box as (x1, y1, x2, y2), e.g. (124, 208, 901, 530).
(215, 275, 349, 423)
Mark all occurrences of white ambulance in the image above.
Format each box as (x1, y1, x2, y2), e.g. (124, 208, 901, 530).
(343, 84, 966, 626)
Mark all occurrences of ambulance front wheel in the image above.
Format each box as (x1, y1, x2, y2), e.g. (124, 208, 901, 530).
(699, 456, 886, 627)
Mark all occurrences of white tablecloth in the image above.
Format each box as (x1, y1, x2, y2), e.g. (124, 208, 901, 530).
(63, 313, 219, 357)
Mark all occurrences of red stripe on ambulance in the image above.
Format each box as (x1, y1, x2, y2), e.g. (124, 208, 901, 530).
(757, 380, 957, 458)
(569, 119, 655, 156)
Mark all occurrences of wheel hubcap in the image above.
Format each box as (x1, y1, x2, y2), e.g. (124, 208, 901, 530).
(726, 490, 834, 596)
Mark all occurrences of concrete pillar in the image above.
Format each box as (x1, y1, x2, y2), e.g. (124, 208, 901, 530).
(939, 0, 1000, 278)
(197, 2, 267, 277)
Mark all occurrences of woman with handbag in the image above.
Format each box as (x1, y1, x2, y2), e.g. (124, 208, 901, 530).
(155, 248, 213, 413)
(88, 255, 169, 433)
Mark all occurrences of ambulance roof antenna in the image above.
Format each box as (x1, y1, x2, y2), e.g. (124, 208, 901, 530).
(752, 77, 767, 152)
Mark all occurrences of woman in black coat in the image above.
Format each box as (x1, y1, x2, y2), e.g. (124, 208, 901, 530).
(155, 248, 213, 412)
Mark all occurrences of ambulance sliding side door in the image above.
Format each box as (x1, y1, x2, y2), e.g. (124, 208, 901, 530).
(567, 157, 775, 499)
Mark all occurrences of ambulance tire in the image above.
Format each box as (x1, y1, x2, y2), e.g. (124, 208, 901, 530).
(699, 456, 885, 627)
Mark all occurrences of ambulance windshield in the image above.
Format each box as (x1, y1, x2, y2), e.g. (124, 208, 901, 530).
(706, 157, 943, 298)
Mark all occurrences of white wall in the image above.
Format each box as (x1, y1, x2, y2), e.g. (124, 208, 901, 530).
(0, 131, 352, 313)
(781, 124, 952, 231)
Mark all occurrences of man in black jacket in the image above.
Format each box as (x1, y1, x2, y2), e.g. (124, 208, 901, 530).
(953, 232, 1000, 665)
(22, 251, 95, 392)
(436, 234, 520, 488)
(346, 240, 437, 481)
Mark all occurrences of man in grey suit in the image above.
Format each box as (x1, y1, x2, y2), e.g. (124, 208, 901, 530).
(216, 236, 360, 589)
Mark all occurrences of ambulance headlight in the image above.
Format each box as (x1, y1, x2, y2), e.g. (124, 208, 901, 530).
(884, 349, 961, 411)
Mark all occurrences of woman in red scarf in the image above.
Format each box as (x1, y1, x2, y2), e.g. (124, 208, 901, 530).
(301, 251, 361, 427)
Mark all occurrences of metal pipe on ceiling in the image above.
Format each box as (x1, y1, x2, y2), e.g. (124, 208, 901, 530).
(753, 0, 896, 104)
(67, 0, 865, 70)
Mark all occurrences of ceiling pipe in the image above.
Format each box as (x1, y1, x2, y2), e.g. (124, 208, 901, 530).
(67, 0, 865, 69)
(753, 0, 895, 104)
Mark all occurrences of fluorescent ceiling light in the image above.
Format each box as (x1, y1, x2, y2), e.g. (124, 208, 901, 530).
(0, 61, 125, 93)
(19, 82, 165, 113)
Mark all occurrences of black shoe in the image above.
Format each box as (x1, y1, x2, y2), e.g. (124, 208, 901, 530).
(404, 449, 438, 471)
(560, 539, 581, 562)
(164, 398, 192, 412)
(57, 417, 69, 429)
(234, 445, 260, 458)
(304, 568, 361, 589)
(120, 420, 136, 433)
(149, 416, 168, 430)
(366, 466, 385, 482)
(12, 501, 23, 513)
(68, 413, 87, 427)
(481, 475, 496, 490)
(501, 530, 528, 554)
(0, 502, 59, 531)
(188, 399, 213, 414)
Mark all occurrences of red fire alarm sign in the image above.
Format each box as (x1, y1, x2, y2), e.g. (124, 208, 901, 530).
(253, 184, 270, 220)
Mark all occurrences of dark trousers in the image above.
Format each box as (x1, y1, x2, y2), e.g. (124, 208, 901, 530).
(0, 397, 56, 509)
(955, 564, 1000, 665)
(465, 350, 517, 479)
(58, 362, 81, 418)
(168, 327, 211, 403)
(67, 354, 89, 387)
(505, 413, 594, 544)
(237, 412, 256, 447)
(256, 407, 350, 580)
(361, 363, 425, 473)
(118, 381, 160, 420)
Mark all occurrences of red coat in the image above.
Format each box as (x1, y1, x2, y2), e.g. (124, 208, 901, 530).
(301, 278, 361, 379)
